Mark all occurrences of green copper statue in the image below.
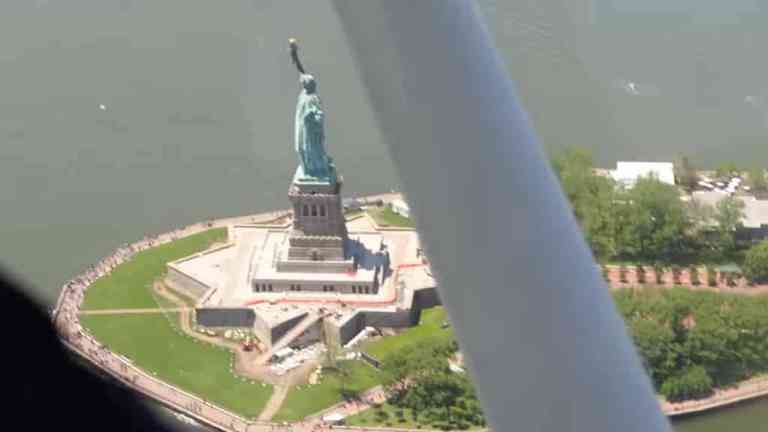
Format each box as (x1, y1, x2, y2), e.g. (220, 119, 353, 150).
(290, 39, 335, 182)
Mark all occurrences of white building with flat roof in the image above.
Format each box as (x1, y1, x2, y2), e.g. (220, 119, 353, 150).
(610, 161, 676, 188)
(690, 192, 768, 240)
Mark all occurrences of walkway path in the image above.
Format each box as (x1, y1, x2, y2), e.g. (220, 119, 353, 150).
(257, 384, 290, 421)
(663, 376, 768, 417)
(78, 307, 190, 315)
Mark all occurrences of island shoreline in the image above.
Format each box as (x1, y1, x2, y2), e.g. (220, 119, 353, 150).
(49, 191, 768, 429)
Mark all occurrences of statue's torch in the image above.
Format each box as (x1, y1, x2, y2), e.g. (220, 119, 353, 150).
(289, 38, 306, 74)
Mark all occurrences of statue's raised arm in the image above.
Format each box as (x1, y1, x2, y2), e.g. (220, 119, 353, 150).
(289, 39, 334, 182)
(288, 38, 305, 75)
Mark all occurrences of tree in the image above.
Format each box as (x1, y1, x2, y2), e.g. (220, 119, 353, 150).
(713, 196, 745, 255)
(551, 147, 618, 258)
(660, 366, 713, 401)
(622, 177, 689, 261)
(749, 167, 767, 193)
(744, 241, 768, 283)
(382, 339, 451, 390)
(628, 319, 678, 386)
(675, 155, 698, 191)
(381, 337, 485, 428)
(686, 198, 715, 251)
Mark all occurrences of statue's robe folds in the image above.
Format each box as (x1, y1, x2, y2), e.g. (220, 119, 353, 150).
(295, 86, 331, 180)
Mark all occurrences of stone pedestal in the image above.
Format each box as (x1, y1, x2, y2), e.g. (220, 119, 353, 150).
(286, 168, 348, 262)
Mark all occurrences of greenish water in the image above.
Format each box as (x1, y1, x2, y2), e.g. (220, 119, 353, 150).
(2, 1, 768, 429)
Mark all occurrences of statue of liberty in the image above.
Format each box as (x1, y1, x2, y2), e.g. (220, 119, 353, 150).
(289, 39, 335, 182)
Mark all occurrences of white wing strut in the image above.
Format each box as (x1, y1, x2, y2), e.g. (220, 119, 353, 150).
(332, 1, 672, 431)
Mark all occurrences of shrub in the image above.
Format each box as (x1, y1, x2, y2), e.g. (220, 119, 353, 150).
(619, 265, 628, 283)
(744, 240, 768, 283)
(672, 266, 682, 285)
(706, 266, 718, 287)
(602, 265, 610, 282)
(636, 265, 646, 284)
(689, 266, 700, 286)
(724, 272, 736, 287)
(654, 264, 665, 284)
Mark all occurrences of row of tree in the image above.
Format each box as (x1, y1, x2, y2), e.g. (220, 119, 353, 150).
(614, 288, 768, 401)
(381, 339, 485, 430)
(551, 147, 746, 263)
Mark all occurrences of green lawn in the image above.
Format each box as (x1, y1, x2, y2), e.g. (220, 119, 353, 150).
(81, 313, 271, 418)
(364, 307, 450, 360)
(82, 228, 226, 310)
(367, 207, 415, 228)
(79, 228, 272, 418)
(273, 360, 382, 422)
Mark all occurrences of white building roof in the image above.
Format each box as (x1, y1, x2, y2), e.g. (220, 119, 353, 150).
(610, 162, 676, 188)
(740, 197, 768, 228)
(690, 192, 768, 229)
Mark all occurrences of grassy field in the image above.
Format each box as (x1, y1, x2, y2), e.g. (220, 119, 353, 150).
(367, 207, 415, 228)
(79, 228, 272, 418)
(272, 360, 382, 422)
(81, 313, 272, 418)
(82, 228, 226, 310)
(363, 307, 450, 360)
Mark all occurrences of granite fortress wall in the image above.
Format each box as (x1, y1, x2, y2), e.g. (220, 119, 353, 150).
(270, 312, 308, 343)
(166, 266, 210, 299)
(329, 286, 441, 346)
(196, 308, 255, 328)
(190, 286, 440, 348)
(413, 284, 441, 309)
